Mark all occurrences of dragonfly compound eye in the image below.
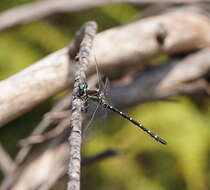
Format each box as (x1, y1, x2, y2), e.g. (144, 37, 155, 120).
(78, 83, 88, 97)
(79, 83, 86, 90)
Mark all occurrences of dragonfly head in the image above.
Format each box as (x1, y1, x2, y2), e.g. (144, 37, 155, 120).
(78, 82, 88, 97)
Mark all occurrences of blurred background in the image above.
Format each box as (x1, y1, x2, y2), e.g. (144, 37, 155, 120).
(0, 0, 210, 190)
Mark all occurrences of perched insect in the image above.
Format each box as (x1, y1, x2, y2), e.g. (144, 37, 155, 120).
(77, 59, 167, 145)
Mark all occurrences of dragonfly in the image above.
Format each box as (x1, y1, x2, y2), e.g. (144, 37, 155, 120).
(77, 69, 167, 145)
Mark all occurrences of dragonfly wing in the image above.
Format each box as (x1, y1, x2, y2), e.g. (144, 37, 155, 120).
(103, 78, 113, 106)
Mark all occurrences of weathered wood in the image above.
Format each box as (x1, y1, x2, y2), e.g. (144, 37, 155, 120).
(68, 21, 97, 190)
(0, 10, 210, 126)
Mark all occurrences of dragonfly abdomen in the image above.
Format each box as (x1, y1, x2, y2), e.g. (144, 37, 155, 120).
(104, 103, 167, 145)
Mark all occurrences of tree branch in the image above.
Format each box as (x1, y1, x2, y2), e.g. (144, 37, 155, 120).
(0, 143, 16, 176)
(0, 9, 210, 127)
(68, 21, 97, 190)
(0, 0, 205, 32)
(111, 48, 210, 108)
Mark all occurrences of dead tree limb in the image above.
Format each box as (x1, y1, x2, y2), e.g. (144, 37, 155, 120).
(0, 10, 210, 127)
(111, 48, 210, 108)
(0, 0, 205, 32)
(68, 21, 97, 190)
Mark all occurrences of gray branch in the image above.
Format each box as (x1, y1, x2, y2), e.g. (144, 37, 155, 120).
(68, 21, 97, 190)
(111, 48, 210, 108)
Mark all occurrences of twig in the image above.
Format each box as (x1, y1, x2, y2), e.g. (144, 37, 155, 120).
(0, 143, 16, 176)
(19, 117, 70, 146)
(82, 149, 118, 165)
(68, 21, 97, 190)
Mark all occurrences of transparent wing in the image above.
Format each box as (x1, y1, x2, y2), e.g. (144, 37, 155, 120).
(94, 56, 103, 90)
(82, 99, 109, 142)
(83, 57, 112, 137)
(103, 78, 113, 106)
(83, 102, 100, 133)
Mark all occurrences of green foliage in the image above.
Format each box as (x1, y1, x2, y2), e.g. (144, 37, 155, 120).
(100, 3, 139, 24)
(0, 31, 41, 79)
(0, 0, 35, 11)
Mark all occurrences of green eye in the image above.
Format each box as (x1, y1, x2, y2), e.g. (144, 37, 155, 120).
(79, 83, 87, 90)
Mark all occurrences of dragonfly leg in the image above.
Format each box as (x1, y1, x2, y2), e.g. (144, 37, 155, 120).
(81, 98, 89, 112)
